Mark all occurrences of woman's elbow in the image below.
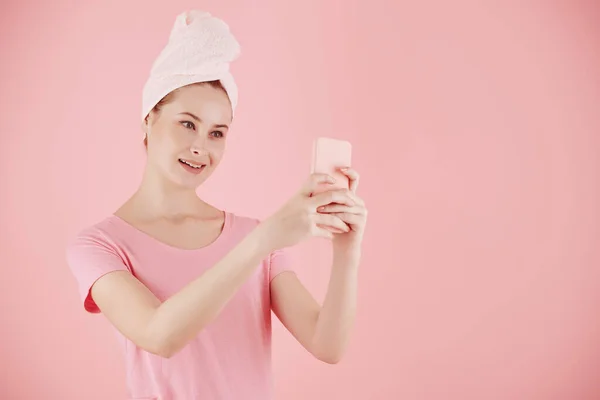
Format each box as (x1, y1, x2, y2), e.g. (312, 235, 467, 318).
(153, 342, 177, 359)
(317, 353, 343, 364)
(140, 331, 180, 359)
(313, 348, 344, 364)
(140, 338, 175, 359)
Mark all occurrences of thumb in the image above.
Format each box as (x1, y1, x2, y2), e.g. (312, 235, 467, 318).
(300, 173, 336, 196)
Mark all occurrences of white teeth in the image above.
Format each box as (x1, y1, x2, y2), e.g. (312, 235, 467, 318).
(180, 159, 203, 169)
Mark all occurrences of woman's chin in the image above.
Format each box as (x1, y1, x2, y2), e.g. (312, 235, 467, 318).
(172, 169, 211, 189)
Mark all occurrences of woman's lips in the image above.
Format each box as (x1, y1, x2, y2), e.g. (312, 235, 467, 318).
(179, 159, 206, 174)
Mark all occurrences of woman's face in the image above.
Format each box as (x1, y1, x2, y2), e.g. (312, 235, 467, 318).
(144, 83, 233, 189)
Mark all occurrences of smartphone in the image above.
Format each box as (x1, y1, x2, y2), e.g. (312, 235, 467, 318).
(311, 137, 352, 234)
(311, 137, 352, 195)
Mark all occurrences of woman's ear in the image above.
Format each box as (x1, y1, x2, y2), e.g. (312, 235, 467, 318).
(141, 116, 152, 140)
(140, 120, 146, 139)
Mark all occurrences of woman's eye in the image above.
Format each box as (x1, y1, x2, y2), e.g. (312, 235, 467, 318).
(182, 121, 195, 130)
(211, 131, 224, 138)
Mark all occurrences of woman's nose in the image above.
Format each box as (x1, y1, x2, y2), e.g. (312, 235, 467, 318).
(190, 135, 208, 155)
(191, 146, 208, 156)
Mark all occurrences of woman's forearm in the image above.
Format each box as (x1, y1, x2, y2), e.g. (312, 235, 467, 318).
(147, 225, 271, 357)
(311, 252, 360, 363)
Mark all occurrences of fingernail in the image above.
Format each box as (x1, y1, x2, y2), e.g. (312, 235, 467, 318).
(341, 167, 349, 171)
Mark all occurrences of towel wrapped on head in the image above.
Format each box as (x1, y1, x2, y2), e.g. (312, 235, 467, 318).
(141, 10, 241, 122)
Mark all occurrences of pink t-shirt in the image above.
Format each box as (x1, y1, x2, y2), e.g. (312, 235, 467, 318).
(65, 211, 293, 400)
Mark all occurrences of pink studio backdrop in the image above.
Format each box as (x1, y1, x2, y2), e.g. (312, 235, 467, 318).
(1, 1, 599, 399)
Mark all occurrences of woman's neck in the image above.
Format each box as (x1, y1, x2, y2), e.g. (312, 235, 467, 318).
(117, 175, 217, 222)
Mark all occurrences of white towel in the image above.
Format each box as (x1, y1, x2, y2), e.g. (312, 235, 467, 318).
(141, 10, 241, 121)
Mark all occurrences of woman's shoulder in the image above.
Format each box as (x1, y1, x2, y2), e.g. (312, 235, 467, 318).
(65, 215, 128, 251)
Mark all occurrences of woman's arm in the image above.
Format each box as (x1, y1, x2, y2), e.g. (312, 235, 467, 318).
(91, 225, 271, 358)
(88, 174, 354, 359)
(271, 167, 365, 364)
(270, 252, 359, 364)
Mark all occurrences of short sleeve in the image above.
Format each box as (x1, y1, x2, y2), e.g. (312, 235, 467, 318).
(65, 228, 130, 313)
(268, 248, 295, 283)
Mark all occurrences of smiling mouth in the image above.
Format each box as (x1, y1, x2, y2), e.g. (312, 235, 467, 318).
(179, 159, 205, 169)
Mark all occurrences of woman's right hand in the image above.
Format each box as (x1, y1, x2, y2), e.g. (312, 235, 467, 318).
(258, 173, 357, 252)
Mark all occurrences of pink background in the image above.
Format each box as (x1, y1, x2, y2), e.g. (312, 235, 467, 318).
(2, 1, 599, 399)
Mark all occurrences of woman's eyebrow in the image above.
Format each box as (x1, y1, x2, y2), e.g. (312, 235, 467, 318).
(178, 112, 229, 129)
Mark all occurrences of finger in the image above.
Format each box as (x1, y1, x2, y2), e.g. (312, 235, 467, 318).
(314, 213, 351, 232)
(313, 213, 351, 232)
(317, 203, 364, 215)
(330, 212, 363, 229)
(314, 188, 364, 208)
(344, 190, 365, 206)
(312, 225, 334, 239)
(340, 167, 360, 193)
(301, 173, 336, 196)
(310, 189, 356, 208)
(317, 224, 346, 234)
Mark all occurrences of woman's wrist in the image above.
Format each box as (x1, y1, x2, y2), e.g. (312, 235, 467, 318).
(250, 220, 277, 256)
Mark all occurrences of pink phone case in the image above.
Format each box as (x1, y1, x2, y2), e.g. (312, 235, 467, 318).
(311, 137, 352, 194)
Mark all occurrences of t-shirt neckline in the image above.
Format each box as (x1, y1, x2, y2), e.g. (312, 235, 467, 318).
(108, 210, 233, 252)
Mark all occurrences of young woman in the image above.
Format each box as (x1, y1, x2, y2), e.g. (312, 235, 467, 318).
(66, 10, 367, 400)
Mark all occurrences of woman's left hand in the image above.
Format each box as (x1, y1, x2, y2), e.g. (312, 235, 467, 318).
(317, 167, 367, 256)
